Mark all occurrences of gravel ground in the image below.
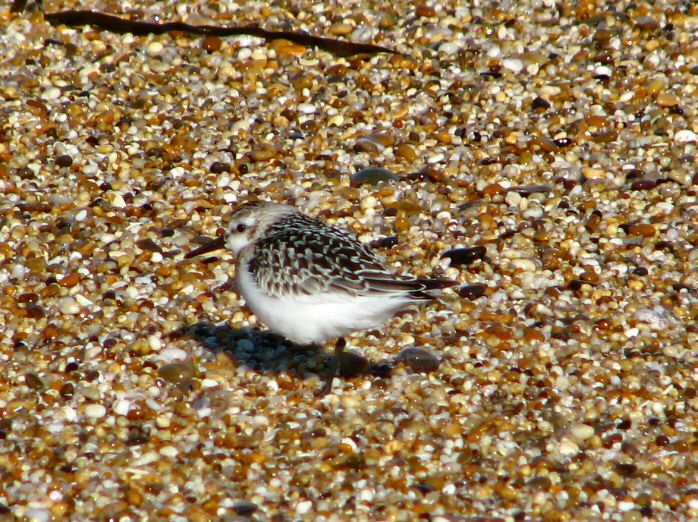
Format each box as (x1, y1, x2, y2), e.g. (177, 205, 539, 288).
(1, 1, 698, 521)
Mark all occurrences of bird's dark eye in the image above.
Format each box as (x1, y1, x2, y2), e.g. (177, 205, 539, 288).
(236, 223, 247, 233)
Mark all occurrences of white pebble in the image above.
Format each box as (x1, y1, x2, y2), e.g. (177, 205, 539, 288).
(84, 404, 106, 418)
(112, 194, 126, 208)
(502, 57, 524, 73)
(25, 508, 50, 522)
(674, 129, 697, 143)
(296, 500, 313, 515)
(570, 423, 595, 441)
(147, 41, 163, 57)
(82, 162, 98, 175)
(298, 103, 317, 114)
(558, 439, 579, 456)
(59, 296, 80, 315)
(511, 258, 537, 272)
(148, 334, 163, 351)
(159, 445, 179, 457)
(618, 501, 636, 511)
(438, 41, 461, 55)
(113, 399, 131, 416)
(505, 191, 521, 207)
(157, 347, 188, 362)
(41, 87, 61, 101)
(74, 294, 93, 306)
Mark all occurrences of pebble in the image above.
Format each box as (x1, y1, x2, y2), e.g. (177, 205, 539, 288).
(458, 284, 487, 300)
(157, 347, 188, 362)
(558, 439, 580, 456)
(296, 501, 313, 515)
(158, 362, 194, 386)
(297, 103, 317, 114)
(438, 41, 462, 55)
(58, 296, 80, 315)
(570, 423, 595, 441)
(112, 399, 131, 416)
(41, 87, 61, 101)
(441, 246, 487, 266)
(84, 404, 107, 419)
(350, 167, 400, 187)
(397, 347, 440, 372)
(581, 167, 605, 180)
(674, 130, 697, 143)
(338, 351, 369, 377)
(147, 41, 163, 57)
(502, 57, 524, 73)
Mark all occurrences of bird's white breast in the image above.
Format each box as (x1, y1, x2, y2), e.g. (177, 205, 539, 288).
(236, 262, 413, 345)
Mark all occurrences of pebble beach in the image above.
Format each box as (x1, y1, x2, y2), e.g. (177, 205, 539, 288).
(1, 1, 697, 520)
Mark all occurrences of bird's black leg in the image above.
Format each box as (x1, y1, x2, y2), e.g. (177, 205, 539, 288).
(319, 337, 346, 395)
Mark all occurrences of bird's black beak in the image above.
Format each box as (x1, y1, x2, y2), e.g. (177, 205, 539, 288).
(184, 236, 226, 259)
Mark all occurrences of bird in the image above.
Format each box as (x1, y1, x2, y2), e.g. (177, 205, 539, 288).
(185, 201, 457, 393)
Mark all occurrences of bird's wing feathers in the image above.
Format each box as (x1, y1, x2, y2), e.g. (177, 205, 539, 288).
(247, 214, 454, 300)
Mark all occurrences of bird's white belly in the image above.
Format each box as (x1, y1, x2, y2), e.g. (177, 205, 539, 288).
(237, 267, 410, 345)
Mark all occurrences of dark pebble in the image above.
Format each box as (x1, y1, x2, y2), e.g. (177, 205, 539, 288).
(567, 279, 588, 291)
(458, 283, 487, 300)
(630, 180, 657, 191)
(554, 137, 574, 147)
(338, 351, 369, 377)
(25, 373, 45, 391)
(441, 246, 487, 266)
(531, 97, 551, 110)
(60, 382, 75, 399)
(209, 161, 231, 174)
(369, 235, 398, 249)
(55, 154, 73, 168)
(136, 238, 163, 253)
(233, 503, 258, 516)
(397, 347, 440, 372)
(18, 292, 39, 303)
(350, 167, 399, 187)
(634, 16, 659, 30)
(25, 303, 45, 319)
(370, 362, 392, 378)
(615, 462, 638, 476)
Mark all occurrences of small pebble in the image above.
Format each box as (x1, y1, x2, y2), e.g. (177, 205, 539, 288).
(350, 167, 399, 187)
(570, 423, 595, 441)
(147, 41, 163, 57)
(338, 351, 369, 377)
(397, 347, 440, 372)
(58, 296, 80, 315)
(84, 404, 107, 419)
(458, 284, 487, 300)
(441, 246, 487, 266)
(158, 362, 194, 386)
(674, 130, 697, 143)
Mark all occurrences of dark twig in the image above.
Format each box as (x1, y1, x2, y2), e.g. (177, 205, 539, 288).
(44, 10, 401, 57)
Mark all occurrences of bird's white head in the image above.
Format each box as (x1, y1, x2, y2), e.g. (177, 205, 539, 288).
(185, 201, 297, 259)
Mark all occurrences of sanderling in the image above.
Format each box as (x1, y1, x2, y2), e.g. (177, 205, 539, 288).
(186, 201, 457, 393)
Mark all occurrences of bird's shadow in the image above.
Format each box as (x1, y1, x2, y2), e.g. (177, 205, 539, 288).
(173, 321, 392, 382)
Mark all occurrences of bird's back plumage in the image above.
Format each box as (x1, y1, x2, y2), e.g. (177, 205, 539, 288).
(243, 211, 455, 301)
